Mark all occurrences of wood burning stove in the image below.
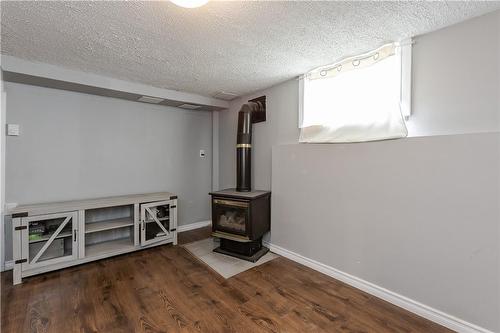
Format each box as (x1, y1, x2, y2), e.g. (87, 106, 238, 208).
(210, 96, 271, 262)
(210, 189, 270, 262)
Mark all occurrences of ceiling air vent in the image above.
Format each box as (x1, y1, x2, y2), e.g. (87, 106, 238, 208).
(178, 103, 202, 110)
(213, 91, 239, 101)
(137, 96, 164, 104)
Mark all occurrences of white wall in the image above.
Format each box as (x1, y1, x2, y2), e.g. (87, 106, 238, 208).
(218, 10, 500, 332)
(3, 82, 214, 261)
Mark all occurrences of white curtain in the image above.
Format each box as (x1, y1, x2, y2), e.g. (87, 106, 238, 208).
(299, 43, 408, 143)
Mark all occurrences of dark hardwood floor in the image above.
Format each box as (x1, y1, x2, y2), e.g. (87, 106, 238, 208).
(1, 227, 452, 333)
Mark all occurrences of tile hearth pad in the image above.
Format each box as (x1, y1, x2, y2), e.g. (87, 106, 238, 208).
(183, 237, 278, 278)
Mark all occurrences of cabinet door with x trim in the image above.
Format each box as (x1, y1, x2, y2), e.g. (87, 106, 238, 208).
(140, 200, 175, 246)
(21, 211, 78, 271)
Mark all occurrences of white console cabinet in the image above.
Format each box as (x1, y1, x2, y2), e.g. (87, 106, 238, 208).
(10, 192, 177, 285)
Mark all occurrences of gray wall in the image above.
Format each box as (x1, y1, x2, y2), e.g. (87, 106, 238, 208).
(407, 9, 500, 136)
(272, 134, 499, 332)
(219, 78, 300, 190)
(217, 10, 500, 331)
(4, 82, 213, 261)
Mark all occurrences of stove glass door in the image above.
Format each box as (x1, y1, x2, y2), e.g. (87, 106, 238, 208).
(213, 199, 248, 236)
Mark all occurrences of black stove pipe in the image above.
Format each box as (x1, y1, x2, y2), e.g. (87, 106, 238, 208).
(236, 101, 264, 192)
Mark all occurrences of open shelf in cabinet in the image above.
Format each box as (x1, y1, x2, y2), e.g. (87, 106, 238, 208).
(85, 238, 135, 257)
(84, 225, 134, 258)
(85, 217, 134, 234)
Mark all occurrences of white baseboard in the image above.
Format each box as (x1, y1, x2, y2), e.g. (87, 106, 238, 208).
(178, 220, 211, 233)
(264, 241, 494, 333)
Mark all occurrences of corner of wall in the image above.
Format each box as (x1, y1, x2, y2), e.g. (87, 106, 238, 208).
(1, 65, 6, 271)
(212, 110, 219, 191)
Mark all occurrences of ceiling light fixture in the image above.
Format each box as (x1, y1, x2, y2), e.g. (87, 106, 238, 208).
(170, 0, 209, 8)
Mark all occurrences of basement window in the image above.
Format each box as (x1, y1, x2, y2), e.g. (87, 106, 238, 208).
(298, 41, 412, 143)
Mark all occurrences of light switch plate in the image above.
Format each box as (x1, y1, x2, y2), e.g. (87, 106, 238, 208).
(7, 124, 20, 136)
(199, 150, 206, 158)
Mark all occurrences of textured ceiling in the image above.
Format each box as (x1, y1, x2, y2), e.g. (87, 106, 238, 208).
(1, 1, 499, 98)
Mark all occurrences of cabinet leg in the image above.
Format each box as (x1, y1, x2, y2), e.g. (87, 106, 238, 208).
(12, 217, 23, 285)
(13, 264, 22, 285)
(173, 232, 178, 246)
